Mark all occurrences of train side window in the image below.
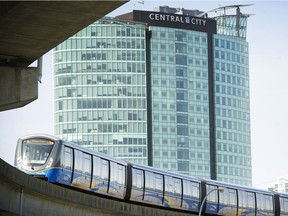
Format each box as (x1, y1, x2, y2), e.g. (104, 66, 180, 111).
(74, 150, 83, 174)
(155, 173, 164, 193)
(173, 178, 181, 198)
(101, 159, 109, 180)
(144, 171, 164, 203)
(256, 194, 273, 211)
(109, 162, 126, 197)
(192, 182, 200, 199)
(93, 156, 109, 181)
(165, 176, 181, 199)
(239, 190, 255, 209)
(93, 156, 101, 178)
(238, 190, 246, 207)
(132, 168, 144, 189)
(145, 171, 154, 193)
(207, 184, 218, 203)
(219, 188, 237, 206)
(91, 156, 109, 194)
(63, 146, 73, 170)
(247, 192, 255, 209)
(183, 180, 200, 200)
(163, 176, 182, 207)
(182, 180, 200, 211)
(165, 176, 173, 196)
(266, 195, 274, 211)
(229, 188, 237, 205)
(130, 168, 144, 201)
(110, 162, 125, 186)
(280, 196, 288, 213)
(257, 194, 264, 210)
(83, 153, 91, 176)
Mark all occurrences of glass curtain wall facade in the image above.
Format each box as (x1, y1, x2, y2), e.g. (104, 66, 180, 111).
(214, 35, 251, 185)
(54, 18, 148, 165)
(150, 26, 211, 179)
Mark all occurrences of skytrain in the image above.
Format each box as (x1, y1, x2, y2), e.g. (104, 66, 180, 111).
(15, 134, 288, 215)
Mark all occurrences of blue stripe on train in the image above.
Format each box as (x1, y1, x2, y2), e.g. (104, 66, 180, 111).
(140, 192, 200, 212)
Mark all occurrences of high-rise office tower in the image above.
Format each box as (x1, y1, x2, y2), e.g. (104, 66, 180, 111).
(54, 5, 252, 186)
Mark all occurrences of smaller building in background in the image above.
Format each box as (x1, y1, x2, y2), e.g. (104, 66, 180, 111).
(269, 176, 288, 193)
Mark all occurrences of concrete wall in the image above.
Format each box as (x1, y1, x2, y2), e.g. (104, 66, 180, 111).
(0, 159, 194, 216)
(0, 1, 127, 111)
(0, 66, 38, 111)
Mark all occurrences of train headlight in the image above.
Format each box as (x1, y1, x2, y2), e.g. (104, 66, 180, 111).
(47, 158, 53, 168)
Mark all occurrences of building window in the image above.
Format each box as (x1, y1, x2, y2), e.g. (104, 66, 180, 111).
(175, 55, 187, 65)
(176, 102, 188, 112)
(176, 91, 188, 100)
(178, 150, 189, 159)
(177, 125, 188, 136)
(177, 114, 188, 124)
(178, 161, 189, 171)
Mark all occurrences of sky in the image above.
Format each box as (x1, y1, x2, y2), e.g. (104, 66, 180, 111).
(1, 0, 288, 190)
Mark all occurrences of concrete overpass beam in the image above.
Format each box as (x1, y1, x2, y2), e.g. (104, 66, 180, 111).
(0, 66, 38, 111)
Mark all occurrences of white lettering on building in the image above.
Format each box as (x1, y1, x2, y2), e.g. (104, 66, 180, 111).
(149, 13, 207, 26)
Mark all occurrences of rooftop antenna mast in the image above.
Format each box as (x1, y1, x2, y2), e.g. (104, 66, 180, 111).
(132, 1, 144, 10)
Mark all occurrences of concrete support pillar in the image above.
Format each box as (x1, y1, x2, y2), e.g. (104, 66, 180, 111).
(0, 66, 38, 111)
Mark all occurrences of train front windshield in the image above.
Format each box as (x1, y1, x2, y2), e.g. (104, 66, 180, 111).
(22, 138, 54, 167)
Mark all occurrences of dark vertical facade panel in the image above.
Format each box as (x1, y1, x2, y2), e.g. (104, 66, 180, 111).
(145, 30, 153, 166)
(208, 33, 216, 180)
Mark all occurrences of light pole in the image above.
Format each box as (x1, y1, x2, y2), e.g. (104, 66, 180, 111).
(198, 188, 224, 216)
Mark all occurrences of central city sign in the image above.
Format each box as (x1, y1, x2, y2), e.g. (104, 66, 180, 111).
(133, 10, 216, 34)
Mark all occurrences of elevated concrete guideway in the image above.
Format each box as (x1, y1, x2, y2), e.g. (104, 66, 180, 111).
(0, 159, 193, 216)
(0, 1, 126, 111)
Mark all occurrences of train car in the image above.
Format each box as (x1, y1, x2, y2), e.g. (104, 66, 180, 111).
(15, 134, 288, 216)
(14, 134, 129, 199)
(129, 163, 203, 213)
(275, 193, 288, 216)
(204, 179, 276, 216)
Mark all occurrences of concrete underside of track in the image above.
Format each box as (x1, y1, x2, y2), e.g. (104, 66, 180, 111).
(0, 159, 194, 216)
(0, 1, 127, 111)
(0, 1, 126, 67)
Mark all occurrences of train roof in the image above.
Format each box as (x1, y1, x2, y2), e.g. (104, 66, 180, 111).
(204, 178, 275, 195)
(131, 163, 202, 182)
(276, 192, 288, 197)
(20, 133, 59, 142)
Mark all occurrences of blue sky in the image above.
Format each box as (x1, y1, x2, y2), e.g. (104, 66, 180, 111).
(1, 1, 288, 189)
